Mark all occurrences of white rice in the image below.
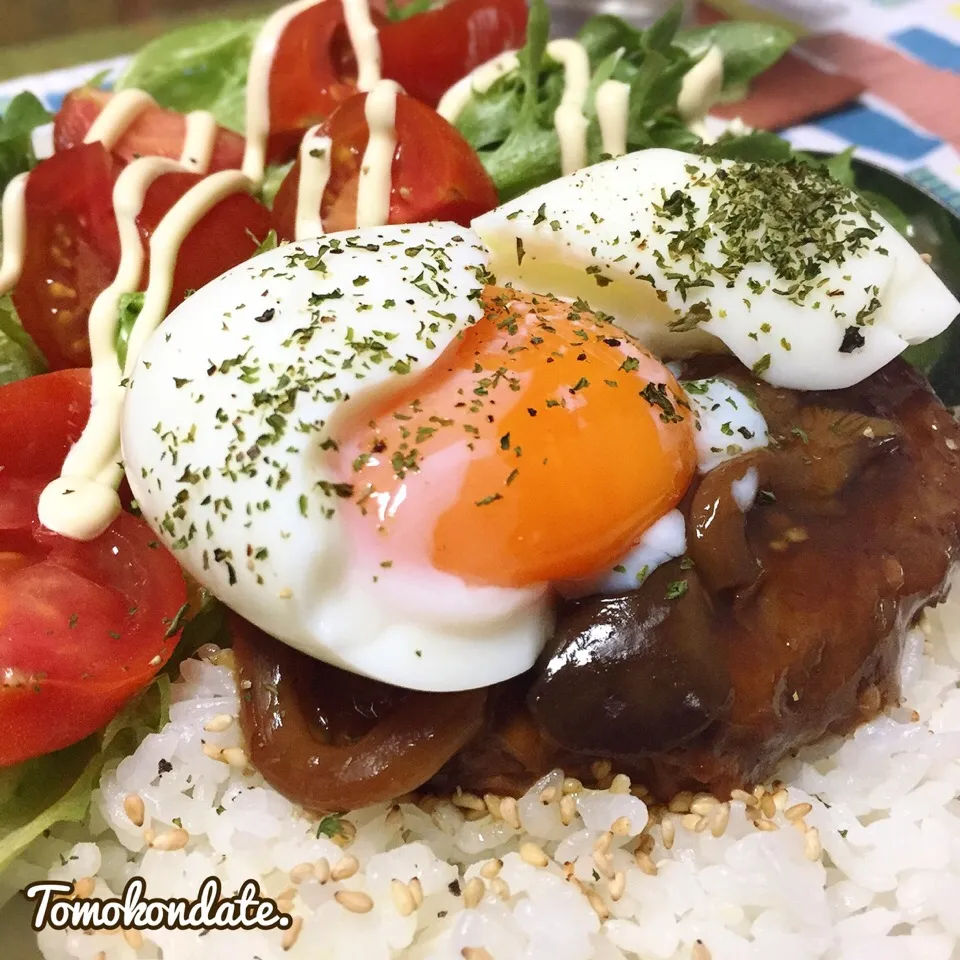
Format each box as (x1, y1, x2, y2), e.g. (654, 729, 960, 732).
(14, 585, 960, 960)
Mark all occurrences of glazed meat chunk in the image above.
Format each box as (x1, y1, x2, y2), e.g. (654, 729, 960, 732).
(436, 359, 960, 798)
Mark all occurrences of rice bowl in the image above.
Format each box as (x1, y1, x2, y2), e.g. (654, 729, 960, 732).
(6, 582, 955, 960)
(2, 1, 960, 957)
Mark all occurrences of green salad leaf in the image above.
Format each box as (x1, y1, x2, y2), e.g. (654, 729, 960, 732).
(385, 0, 438, 20)
(672, 21, 795, 91)
(259, 163, 292, 208)
(700, 128, 795, 163)
(0, 297, 46, 386)
(114, 291, 145, 373)
(0, 676, 167, 874)
(452, 2, 793, 200)
(116, 18, 264, 133)
(0, 92, 53, 194)
(251, 228, 280, 257)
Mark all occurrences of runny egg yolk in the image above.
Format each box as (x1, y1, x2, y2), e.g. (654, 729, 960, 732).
(336, 286, 697, 588)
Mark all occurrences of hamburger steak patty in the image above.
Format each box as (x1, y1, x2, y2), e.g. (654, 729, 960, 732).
(236, 359, 960, 808)
(432, 359, 960, 798)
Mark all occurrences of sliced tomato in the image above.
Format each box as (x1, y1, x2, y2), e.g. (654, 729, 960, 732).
(12, 150, 273, 370)
(380, 0, 528, 107)
(136, 171, 274, 309)
(54, 87, 246, 174)
(264, 1, 387, 164)
(12, 143, 120, 371)
(0, 370, 188, 766)
(272, 91, 498, 240)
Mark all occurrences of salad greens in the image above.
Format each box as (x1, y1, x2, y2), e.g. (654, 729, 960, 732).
(672, 20, 795, 93)
(0, 93, 51, 395)
(0, 599, 229, 874)
(115, 291, 145, 372)
(116, 18, 265, 133)
(0, 678, 167, 874)
(385, 0, 438, 20)
(1, 0, 959, 877)
(0, 297, 46, 386)
(0, 92, 52, 195)
(453, 0, 794, 200)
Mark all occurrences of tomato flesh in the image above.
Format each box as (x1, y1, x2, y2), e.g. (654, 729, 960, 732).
(273, 91, 498, 240)
(264, 1, 384, 164)
(0, 370, 188, 766)
(380, 0, 528, 106)
(12, 143, 120, 371)
(12, 149, 273, 370)
(137, 171, 274, 309)
(55, 87, 246, 174)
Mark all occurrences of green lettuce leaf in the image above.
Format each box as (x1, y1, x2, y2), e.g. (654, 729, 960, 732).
(0, 92, 53, 194)
(114, 291, 145, 373)
(0, 677, 167, 873)
(116, 18, 263, 133)
(451, 3, 723, 200)
(251, 228, 280, 257)
(452, 3, 794, 200)
(0, 297, 46, 386)
(673, 21, 795, 90)
(259, 163, 292, 208)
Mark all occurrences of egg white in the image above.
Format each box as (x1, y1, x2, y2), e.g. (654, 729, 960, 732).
(122, 223, 551, 692)
(473, 148, 959, 390)
(682, 376, 769, 474)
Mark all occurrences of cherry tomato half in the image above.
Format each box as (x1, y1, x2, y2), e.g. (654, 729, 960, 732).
(55, 87, 246, 174)
(12, 143, 121, 370)
(380, 0, 528, 106)
(0, 370, 188, 765)
(263, 0, 383, 164)
(12, 146, 273, 370)
(272, 90, 498, 239)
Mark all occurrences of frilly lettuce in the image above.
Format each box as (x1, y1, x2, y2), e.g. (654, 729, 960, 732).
(453, 1, 794, 200)
(0, 92, 51, 195)
(115, 18, 264, 133)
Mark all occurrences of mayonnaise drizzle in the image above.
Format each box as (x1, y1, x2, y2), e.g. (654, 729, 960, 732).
(38, 112, 225, 540)
(438, 43, 627, 173)
(242, 0, 321, 182)
(343, 0, 383, 92)
(356, 79, 400, 229)
(181, 110, 219, 171)
(438, 40, 725, 175)
(595, 79, 630, 158)
(294, 126, 332, 240)
(0, 95, 219, 299)
(83, 88, 157, 148)
(23, 0, 400, 540)
(545, 39, 592, 176)
(0, 173, 28, 294)
(39, 169, 253, 540)
(125, 172, 254, 372)
(436, 51, 521, 122)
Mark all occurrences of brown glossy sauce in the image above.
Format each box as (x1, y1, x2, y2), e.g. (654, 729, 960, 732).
(235, 359, 960, 808)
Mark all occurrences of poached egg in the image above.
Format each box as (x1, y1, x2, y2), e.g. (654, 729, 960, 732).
(473, 148, 959, 389)
(123, 224, 552, 691)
